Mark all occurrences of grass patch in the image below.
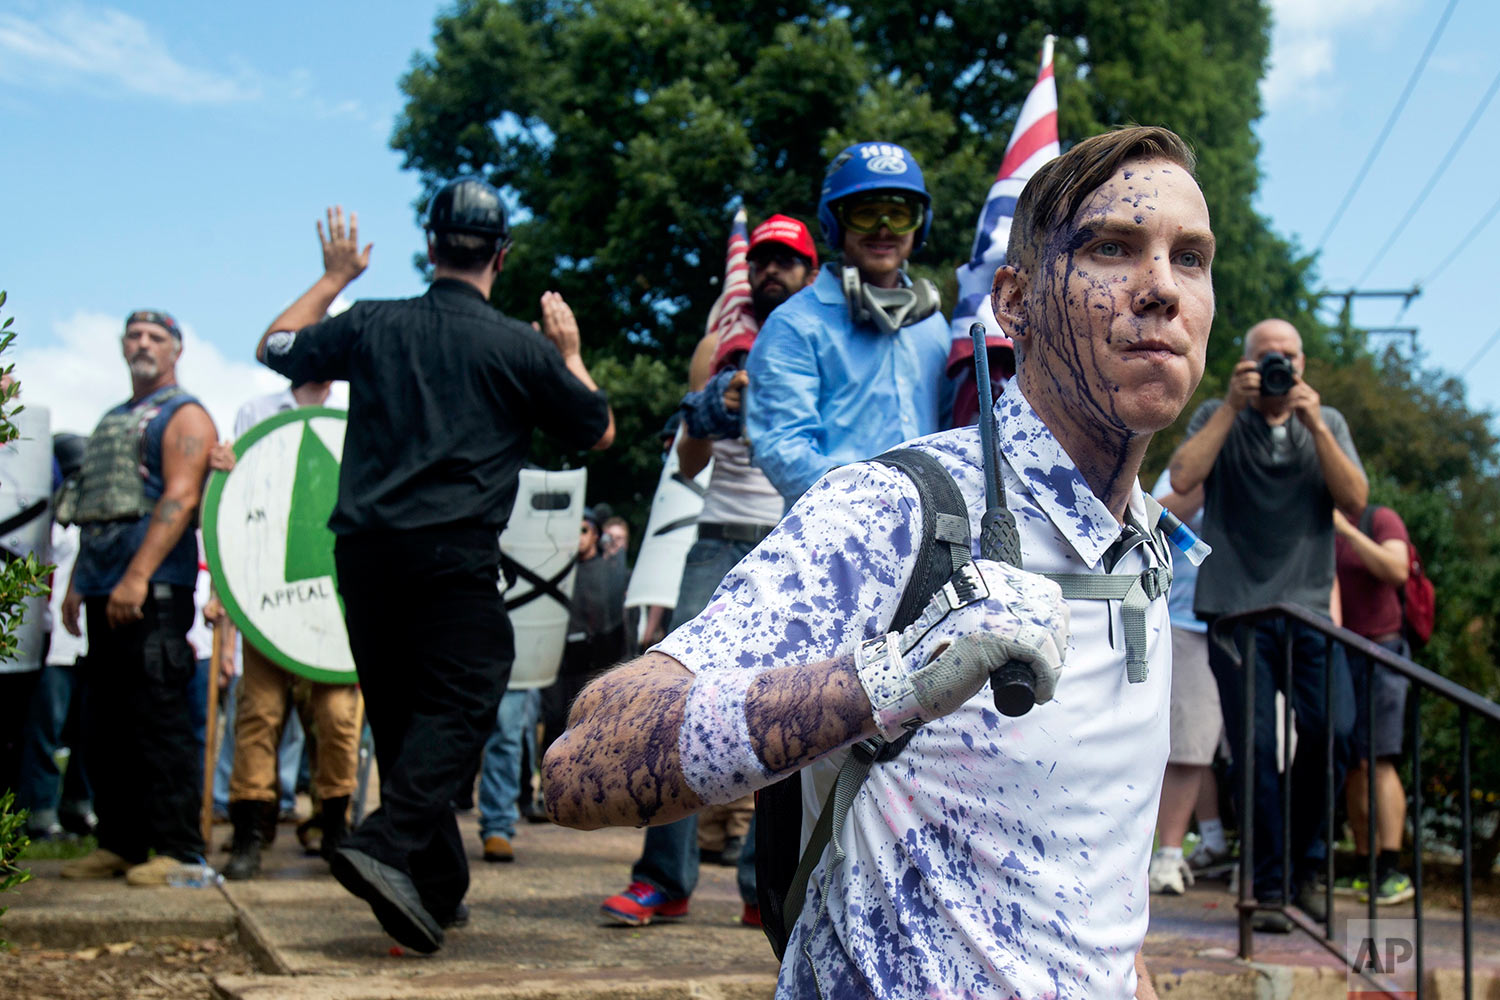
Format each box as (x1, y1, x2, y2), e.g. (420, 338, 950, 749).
(19, 835, 95, 861)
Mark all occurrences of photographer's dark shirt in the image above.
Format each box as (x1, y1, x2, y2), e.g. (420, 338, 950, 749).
(262, 279, 609, 534)
(1187, 398, 1362, 618)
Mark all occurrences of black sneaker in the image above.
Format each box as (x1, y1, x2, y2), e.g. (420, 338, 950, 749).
(1294, 879, 1328, 923)
(330, 848, 444, 954)
(58, 807, 97, 837)
(437, 901, 470, 929)
(1252, 907, 1293, 934)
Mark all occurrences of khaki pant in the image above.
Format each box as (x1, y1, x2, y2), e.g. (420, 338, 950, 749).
(697, 795, 753, 852)
(228, 643, 363, 804)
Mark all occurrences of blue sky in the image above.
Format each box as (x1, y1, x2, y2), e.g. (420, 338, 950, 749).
(7, 0, 1500, 440)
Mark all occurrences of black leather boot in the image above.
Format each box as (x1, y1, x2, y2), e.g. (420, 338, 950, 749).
(224, 800, 273, 880)
(318, 796, 350, 861)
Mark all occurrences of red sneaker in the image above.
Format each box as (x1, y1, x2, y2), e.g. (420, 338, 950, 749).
(600, 881, 690, 926)
(739, 902, 762, 928)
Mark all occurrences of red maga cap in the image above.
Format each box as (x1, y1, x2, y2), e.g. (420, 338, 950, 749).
(749, 215, 818, 270)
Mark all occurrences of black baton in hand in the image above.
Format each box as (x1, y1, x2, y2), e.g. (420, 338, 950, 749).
(970, 321, 1037, 717)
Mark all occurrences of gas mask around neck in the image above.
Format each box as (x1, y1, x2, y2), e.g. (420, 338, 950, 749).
(841, 265, 941, 334)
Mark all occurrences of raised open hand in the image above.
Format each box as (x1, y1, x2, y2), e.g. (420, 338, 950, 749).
(537, 291, 581, 359)
(317, 205, 372, 284)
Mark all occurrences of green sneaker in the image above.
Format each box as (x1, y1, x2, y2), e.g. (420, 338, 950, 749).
(1362, 871, 1415, 906)
(1333, 874, 1368, 897)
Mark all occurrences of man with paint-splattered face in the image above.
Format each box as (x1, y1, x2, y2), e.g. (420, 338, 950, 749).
(992, 134, 1215, 513)
(544, 127, 1205, 999)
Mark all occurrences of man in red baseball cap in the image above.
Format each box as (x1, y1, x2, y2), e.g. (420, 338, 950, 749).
(598, 211, 816, 929)
(710, 214, 818, 370)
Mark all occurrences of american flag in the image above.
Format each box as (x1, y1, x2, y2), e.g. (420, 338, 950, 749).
(707, 207, 756, 372)
(946, 35, 1059, 426)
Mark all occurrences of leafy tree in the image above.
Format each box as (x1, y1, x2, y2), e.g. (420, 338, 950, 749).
(0, 291, 46, 948)
(0, 791, 28, 950)
(1311, 348, 1500, 869)
(393, 0, 1321, 522)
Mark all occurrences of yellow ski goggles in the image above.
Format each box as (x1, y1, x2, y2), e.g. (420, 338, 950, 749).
(837, 194, 925, 235)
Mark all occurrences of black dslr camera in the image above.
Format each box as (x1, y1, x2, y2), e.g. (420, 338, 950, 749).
(1257, 351, 1296, 397)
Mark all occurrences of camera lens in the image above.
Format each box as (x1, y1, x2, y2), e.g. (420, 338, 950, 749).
(1257, 352, 1295, 397)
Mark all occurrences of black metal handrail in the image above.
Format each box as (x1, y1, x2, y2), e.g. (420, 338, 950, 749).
(1212, 602, 1500, 1000)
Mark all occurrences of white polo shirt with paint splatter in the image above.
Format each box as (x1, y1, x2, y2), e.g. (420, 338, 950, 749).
(656, 382, 1172, 999)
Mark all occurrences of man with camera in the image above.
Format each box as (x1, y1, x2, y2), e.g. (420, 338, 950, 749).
(1169, 317, 1365, 932)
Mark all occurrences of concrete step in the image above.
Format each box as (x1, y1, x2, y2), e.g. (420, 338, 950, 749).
(215, 967, 776, 1000)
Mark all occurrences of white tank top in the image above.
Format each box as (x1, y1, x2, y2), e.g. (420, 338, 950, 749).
(699, 437, 784, 527)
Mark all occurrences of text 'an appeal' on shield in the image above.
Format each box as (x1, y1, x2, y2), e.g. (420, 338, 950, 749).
(203, 407, 357, 685)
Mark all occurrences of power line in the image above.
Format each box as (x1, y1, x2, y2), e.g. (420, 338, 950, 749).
(1420, 188, 1500, 287)
(1355, 61, 1500, 286)
(1459, 324, 1500, 375)
(1314, 0, 1461, 253)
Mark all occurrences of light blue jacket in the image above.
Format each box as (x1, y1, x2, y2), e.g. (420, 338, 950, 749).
(744, 266, 953, 504)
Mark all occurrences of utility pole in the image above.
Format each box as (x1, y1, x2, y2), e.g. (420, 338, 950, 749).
(1317, 287, 1422, 358)
(1365, 326, 1420, 358)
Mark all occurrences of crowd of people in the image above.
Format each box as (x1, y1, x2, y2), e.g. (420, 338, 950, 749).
(0, 126, 1426, 998)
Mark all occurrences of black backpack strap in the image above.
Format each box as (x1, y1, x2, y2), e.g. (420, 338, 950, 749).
(761, 448, 971, 960)
(874, 448, 973, 631)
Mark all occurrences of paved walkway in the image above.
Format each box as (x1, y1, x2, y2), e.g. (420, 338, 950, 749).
(5, 818, 1498, 998)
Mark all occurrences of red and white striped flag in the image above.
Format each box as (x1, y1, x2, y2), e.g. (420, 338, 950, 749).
(705, 207, 755, 372)
(946, 35, 1059, 426)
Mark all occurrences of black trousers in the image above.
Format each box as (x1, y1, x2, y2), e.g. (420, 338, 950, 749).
(0, 670, 42, 800)
(335, 526, 513, 920)
(1208, 617, 1353, 899)
(84, 584, 203, 863)
(539, 627, 626, 762)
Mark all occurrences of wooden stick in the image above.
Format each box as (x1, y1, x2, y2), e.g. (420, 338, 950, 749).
(200, 623, 222, 853)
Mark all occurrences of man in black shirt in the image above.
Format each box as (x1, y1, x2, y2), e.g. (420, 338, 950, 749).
(256, 183, 613, 953)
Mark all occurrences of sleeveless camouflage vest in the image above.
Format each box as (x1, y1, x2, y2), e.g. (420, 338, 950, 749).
(61, 386, 188, 525)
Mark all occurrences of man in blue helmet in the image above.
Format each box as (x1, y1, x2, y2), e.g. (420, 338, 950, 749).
(254, 183, 614, 953)
(744, 142, 954, 505)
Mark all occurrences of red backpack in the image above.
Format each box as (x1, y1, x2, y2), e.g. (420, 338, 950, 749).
(1361, 505, 1436, 647)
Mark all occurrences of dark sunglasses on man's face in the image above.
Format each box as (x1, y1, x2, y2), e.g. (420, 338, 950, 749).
(838, 194, 923, 235)
(749, 248, 807, 271)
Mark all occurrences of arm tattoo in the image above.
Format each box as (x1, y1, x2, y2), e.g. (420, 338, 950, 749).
(745, 656, 870, 774)
(155, 499, 185, 525)
(178, 435, 204, 459)
(548, 655, 874, 829)
(545, 667, 695, 827)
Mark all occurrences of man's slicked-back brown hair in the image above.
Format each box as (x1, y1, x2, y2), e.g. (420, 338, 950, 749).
(1006, 125, 1197, 272)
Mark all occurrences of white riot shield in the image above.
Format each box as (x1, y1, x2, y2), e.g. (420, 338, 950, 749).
(500, 467, 587, 690)
(624, 432, 712, 612)
(0, 405, 51, 673)
(203, 408, 355, 684)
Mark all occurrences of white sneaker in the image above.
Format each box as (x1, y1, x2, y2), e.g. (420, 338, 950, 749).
(1148, 851, 1195, 895)
(1187, 841, 1232, 871)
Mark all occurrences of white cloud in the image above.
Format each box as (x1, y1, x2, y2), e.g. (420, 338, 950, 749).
(1262, 0, 1411, 110)
(10, 311, 293, 438)
(0, 5, 260, 104)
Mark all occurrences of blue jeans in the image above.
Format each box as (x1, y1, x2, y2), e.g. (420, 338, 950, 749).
(1209, 617, 1353, 900)
(631, 534, 760, 904)
(17, 660, 92, 830)
(210, 674, 304, 815)
(478, 688, 540, 840)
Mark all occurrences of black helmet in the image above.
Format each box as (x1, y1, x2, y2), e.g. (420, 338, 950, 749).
(425, 177, 509, 243)
(54, 432, 87, 480)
